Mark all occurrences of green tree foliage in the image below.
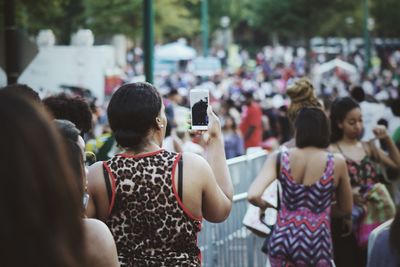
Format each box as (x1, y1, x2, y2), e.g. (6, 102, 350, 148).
(154, 0, 200, 42)
(6, 0, 201, 44)
(247, 0, 364, 43)
(15, 0, 85, 44)
(84, 0, 143, 40)
(371, 0, 400, 37)
(3, 0, 400, 46)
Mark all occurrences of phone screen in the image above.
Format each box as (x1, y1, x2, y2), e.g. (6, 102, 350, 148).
(190, 89, 209, 130)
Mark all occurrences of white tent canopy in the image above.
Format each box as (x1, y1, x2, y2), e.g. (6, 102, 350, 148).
(312, 58, 360, 96)
(314, 58, 358, 75)
(155, 41, 197, 61)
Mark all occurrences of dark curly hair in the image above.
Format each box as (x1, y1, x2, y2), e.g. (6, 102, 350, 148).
(107, 82, 162, 150)
(1, 84, 40, 102)
(329, 97, 360, 143)
(43, 94, 92, 134)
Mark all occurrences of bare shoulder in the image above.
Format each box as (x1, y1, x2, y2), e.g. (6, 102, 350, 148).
(333, 153, 346, 164)
(332, 153, 347, 174)
(88, 161, 104, 175)
(84, 218, 119, 267)
(84, 218, 115, 246)
(328, 144, 339, 153)
(87, 161, 106, 188)
(182, 152, 210, 170)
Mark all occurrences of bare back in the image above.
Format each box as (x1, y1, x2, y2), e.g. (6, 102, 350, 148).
(288, 147, 341, 188)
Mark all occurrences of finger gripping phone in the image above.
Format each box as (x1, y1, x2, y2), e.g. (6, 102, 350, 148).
(190, 88, 209, 130)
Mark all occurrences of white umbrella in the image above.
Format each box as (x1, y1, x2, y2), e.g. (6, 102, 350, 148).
(155, 41, 197, 61)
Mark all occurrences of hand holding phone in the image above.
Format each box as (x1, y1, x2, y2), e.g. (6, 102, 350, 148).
(190, 89, 209, 130)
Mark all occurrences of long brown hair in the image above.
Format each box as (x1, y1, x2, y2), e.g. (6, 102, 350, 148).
(0, 92, 87, 267)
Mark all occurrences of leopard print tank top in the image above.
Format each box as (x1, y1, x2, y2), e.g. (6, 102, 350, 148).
(104, 149, 202, 267)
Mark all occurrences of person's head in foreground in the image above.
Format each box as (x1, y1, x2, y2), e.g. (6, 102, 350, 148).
(0, 91, 86, 267)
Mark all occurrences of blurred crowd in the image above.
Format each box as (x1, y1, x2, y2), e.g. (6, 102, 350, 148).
(79, 45, 400, 164)
(2, 42, 400, 267)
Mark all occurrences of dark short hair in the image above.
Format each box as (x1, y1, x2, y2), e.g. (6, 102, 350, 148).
(1, 83, 40, 102)
(43, 93, 92, 134)
(389, 98, 400, 117)
(243, 90, 254, 99)
(295, 107, 330, 148)
(350, 85, 365, 102)
(330, 97, 360, 143)
(107, 82, 162, 149)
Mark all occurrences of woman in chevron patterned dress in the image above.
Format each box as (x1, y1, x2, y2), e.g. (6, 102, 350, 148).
(249, 108, 353, 267)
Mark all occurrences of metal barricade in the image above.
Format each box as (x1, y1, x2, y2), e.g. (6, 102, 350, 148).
(198, 150, 268, 267)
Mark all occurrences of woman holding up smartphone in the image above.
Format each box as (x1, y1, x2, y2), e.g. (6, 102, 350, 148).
(87, 82, 233, 266)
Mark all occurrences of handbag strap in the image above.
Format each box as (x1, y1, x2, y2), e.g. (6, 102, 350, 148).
(276, 151, 281, 210)
(260, 151, 282, 230)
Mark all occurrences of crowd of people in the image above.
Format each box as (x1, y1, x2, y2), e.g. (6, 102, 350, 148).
(1, 44, 400, 267)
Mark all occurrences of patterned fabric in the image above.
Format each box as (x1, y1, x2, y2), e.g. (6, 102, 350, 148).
(357, 183, 395, 247)
(104, 149, 202, 267)
(268, 151, 335, 267)
(345, 157, 381, 191)
(337, 142, 391, 248)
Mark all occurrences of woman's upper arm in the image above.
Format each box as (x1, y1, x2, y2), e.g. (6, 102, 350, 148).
(336, 155, 353, 215)
(87, 162, 110, 221)
(85, 219, 120, 267)
(377, 147, 400, 170)
(247, 152, 278, 206)
(187, 153, 232, 223)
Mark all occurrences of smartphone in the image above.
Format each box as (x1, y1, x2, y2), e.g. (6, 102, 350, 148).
(190, 88, 209, 130)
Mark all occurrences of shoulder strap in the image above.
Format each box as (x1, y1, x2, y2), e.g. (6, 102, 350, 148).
(276, 152, 281, 210)
(276, 152, 282, 178)
(325, 152, 335, 178)
(178, 155, 183, 201)
(336, 143, 345, 155)
(102, 163, 112, 205)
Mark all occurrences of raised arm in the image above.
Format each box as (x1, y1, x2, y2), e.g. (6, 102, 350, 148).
(193, 106, 233, 222)
(372, 125, 400, 170)
(206, 105, 234, 201)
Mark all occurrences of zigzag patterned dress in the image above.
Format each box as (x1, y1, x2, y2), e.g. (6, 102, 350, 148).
(268, 151, 335, 267)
